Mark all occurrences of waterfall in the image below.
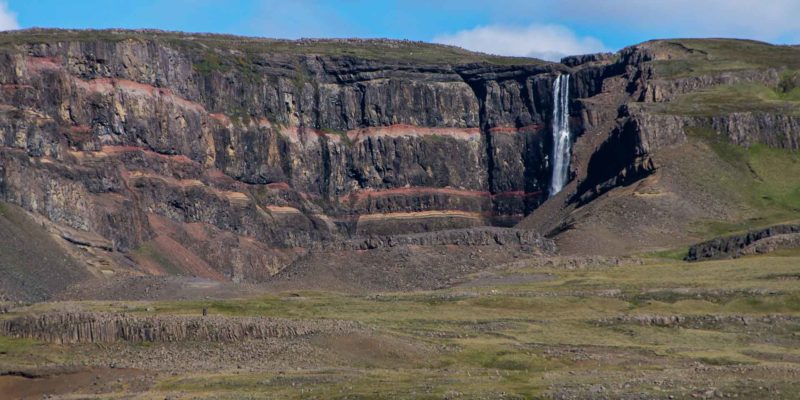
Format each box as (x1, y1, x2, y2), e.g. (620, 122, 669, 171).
(549, 74, 571, 197)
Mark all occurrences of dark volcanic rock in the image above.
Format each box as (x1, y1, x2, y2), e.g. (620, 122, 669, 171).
(711, 112, 800, 150)
(0, 31, 560, 237)
(1, 312, 358, 343)
(560, 52, 614, 68)
(0, 30, 568, 288)
(686, 224, 800, 261)
(331, 227, 557, 252)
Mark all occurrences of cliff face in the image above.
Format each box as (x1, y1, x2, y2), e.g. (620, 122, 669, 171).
(562, 40, 800, 205)
(518, 39, 800, 257)
(2, 31, 799, 293)
(0, 30, 566, 287)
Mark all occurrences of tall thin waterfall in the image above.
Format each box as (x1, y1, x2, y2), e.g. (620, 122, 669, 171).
(549, 74, 571, 197)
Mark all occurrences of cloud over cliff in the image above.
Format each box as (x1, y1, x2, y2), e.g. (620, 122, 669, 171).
(432, 24, 607, 61)
(0, 1, 18, 31)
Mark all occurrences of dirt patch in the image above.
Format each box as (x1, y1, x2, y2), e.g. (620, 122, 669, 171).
(0, 367, 152, 399)
(0, 202, 91, 302)
(267, 244, 546, 293)
(312, 332, 435, 368)
(58, 275, 266, 301)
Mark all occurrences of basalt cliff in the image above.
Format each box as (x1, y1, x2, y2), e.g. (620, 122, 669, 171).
(1, 30, 799, 300)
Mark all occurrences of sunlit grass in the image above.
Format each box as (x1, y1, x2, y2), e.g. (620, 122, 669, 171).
(5, 251, 800, 398)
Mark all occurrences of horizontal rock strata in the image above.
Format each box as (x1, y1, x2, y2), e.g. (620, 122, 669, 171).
(326, 227, 557, 252)
(0, 30, 566, 286)
(1, 31, 798, 296)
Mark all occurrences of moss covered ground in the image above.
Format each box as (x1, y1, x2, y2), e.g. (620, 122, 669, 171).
(679, 127, 800, 237)
(3, 251, 800, 398)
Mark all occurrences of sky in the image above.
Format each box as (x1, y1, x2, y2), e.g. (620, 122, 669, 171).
(2, 0, 800, 61)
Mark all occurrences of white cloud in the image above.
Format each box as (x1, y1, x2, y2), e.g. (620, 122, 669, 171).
(432, 24, 607, 61)
(0, 1, 18, 31)
(432, 0, 800, 44)
(553, 0, 800, 43)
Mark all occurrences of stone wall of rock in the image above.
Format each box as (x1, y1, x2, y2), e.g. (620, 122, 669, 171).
(686, 224, 800, 261)
(0, 30, 574, 285)
(326, 227, 557, 252)
(640, 69, 781, 103)
(711, 112, 800, 150)
(1, 312, 358, 343)
(0, 30, 564, 257)
(598, 314, 800, 328)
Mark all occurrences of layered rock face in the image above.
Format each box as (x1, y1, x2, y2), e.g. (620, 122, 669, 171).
(2, 31, 798, 292)
(564, 41, 800, 205)
(516, 39, 800, 258)
(0, 30, 563, 285)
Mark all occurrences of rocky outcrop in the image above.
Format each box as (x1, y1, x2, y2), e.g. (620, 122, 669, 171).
(560, 53, 614, 68)
(625, 106, 689, 153)
(0, 312, 358, 343)
(572, 108, 665, 205)
(599, 314, 800, 328)
(614, 109, 800, 154)
(711, 112, 800, 150)
(640, 69, 781, 103)
(686, 224, 800, 261)
(328, 227, 557, 252)
(568, 70, 797, 205)
(739, 233, 800, 256)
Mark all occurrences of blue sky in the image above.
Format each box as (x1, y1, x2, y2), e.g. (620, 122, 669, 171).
(3, 1, 800, 61)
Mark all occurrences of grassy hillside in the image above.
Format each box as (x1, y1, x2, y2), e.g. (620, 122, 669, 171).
(0, 28, 547, 66)
(684, 128, 800, 236)
(646, 39, 800, 78)
(648, 81, 800, 116)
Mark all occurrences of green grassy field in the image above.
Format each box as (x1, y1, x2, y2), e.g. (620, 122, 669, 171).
(4, 252, 800, 398)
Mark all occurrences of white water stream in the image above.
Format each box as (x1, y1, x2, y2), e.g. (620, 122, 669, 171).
(549, 74, 571, 197)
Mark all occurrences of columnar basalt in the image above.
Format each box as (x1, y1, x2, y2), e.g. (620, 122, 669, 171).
(1, 312, 359, 343)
